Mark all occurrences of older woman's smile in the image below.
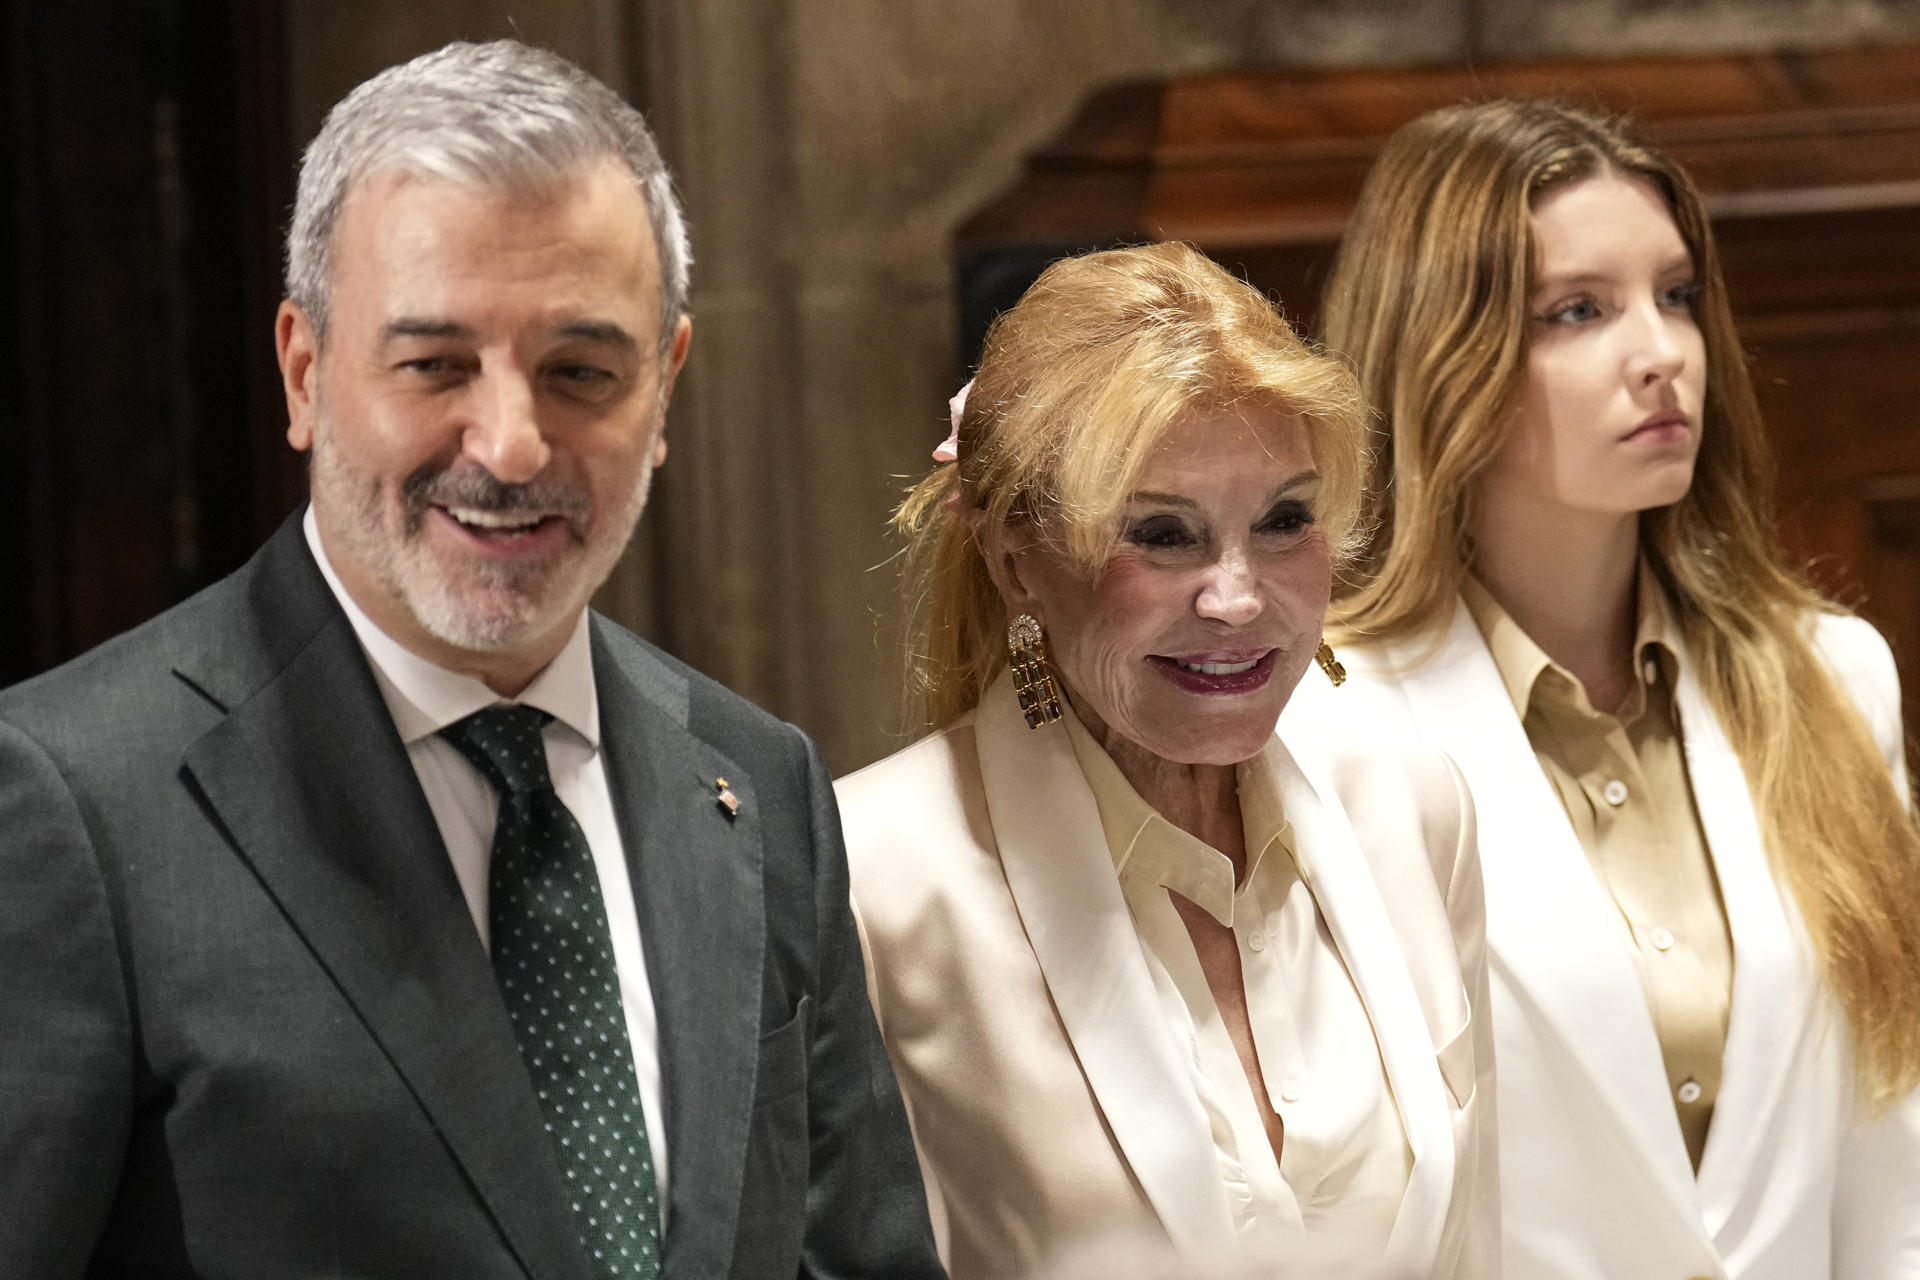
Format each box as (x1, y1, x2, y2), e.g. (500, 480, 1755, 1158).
(1151, 649, 1279, 693)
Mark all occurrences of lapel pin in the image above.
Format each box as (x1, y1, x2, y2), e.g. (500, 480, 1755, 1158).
(714, 777, 741, 819)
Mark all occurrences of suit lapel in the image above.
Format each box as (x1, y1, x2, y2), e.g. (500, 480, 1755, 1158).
(1267, 739, 1456, 1271)
(179, 524, 590, 1280)
(973, 675, 1236, 1256)
(593, 628, 761, 1280)
(1384, 603, 1703, 1212)
(1671, 647, 1811, 1233)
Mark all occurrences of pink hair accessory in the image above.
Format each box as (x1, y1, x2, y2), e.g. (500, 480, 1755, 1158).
(933, 378, 973, 464)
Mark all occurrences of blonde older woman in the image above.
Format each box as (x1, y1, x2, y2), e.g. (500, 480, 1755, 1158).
(1285, 100, 1920, 1278)
(838, 243, 1496, 1280)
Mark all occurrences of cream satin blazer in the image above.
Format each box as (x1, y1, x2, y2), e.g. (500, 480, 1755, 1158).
(1282, 604, 1920, 1280)
(839, 672, 1498, 1280)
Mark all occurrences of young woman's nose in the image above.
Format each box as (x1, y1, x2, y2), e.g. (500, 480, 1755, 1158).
(1626, 300, 1690, 391)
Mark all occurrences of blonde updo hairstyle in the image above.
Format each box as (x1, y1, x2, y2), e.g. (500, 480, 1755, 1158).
(897, 240, 1366, 730)
(1323, 99, 1920, 1112)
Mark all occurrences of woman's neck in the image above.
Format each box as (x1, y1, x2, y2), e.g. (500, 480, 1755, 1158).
(1073, 703, 1248, 875)
(1471, 493, 1643, 714)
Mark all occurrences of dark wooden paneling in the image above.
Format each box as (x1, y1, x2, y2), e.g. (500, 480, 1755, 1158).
(3, 0, 295, 686)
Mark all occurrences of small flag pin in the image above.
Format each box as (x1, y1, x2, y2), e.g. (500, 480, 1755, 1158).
(714, 777, 741, 818)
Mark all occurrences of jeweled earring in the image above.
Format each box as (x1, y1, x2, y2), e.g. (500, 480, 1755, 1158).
(1006, 614, 1064, 729)
(1316, 641, 1347, 688)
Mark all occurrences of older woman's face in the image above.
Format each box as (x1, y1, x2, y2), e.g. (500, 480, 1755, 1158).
(1001, 402, 1331, 767)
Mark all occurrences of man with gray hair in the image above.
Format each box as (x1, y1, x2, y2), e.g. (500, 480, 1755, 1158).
(0, 40, 943, 1280)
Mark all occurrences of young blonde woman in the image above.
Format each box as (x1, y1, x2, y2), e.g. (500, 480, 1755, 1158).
(840, 242, 1498, 1280)
(1283, 98, 1920, 1278)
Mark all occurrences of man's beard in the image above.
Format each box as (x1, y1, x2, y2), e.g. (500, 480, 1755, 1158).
(308, 405, 654, 654)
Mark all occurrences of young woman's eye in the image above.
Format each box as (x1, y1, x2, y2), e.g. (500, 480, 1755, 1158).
(1538, 296, 1601, 326)
(1124, 516, 1196, 550)
(1259, 501, 1315, 536)
(1661, 279, 1702, 310)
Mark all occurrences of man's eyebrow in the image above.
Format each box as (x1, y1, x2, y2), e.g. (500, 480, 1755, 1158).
(556, 321, 639, 354)
(380, 318, 473, 343)
(376, 318, 641, 355)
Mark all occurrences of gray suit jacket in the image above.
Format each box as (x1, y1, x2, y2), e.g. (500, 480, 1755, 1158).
(0, 516, 941, 1280)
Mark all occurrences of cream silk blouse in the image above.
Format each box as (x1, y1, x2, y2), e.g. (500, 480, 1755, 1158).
(1062, 709, 1413, 1255)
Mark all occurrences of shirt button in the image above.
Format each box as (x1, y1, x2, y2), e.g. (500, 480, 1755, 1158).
(1279, 1081, 1302, 1103)
(1246, 931, 1267, 952)
(1677, 1078, 1703, 1105)
(1649, 926, 1675, 952)
(1602, 779, 1629, 806)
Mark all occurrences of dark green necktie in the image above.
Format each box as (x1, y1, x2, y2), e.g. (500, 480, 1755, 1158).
(441, 705, 663, 1279)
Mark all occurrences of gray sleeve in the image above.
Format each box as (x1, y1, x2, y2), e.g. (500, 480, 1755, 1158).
(0, 716, 132, 1277)
(793, 729, 946, 1280)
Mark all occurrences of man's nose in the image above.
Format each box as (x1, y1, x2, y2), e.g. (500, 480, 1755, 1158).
(462, 371, 551, 484)
(1195, 550, 1262, 626)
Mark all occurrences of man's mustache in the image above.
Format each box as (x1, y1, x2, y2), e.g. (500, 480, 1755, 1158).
(401, 465, 591, 527)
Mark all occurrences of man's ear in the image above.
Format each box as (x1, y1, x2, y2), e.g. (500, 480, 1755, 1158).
(276, 300, 320, 452)
(648, 313, 693, 468)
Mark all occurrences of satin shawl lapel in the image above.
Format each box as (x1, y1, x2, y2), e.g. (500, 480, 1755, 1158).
(1670, 644, 1809, 1232)
(973, 676, 1235, 1255)
(180, 530, 590, 1280)
(1266, 737, 1455, 1271)
(1386, 601, 1701, 1209)
(593, 625, 762, 1279)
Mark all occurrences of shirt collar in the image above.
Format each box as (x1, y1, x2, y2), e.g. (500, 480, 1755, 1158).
(1461, 560, 1681, 722)
(1060, 704, 1292, 928)
(302, 506, 600, 748)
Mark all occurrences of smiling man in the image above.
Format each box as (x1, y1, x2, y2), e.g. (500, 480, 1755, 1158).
(0, 40, 941, 1280)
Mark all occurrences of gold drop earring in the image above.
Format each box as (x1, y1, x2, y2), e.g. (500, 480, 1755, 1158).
(1006, 614, 1064, 728)
(1315, 641, 1346, 688)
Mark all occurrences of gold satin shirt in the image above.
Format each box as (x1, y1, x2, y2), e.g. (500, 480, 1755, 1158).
(1463, 569, 1732, 1171)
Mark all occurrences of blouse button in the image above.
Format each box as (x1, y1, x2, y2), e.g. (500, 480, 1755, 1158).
(1649, 926, 1675, 952)
(1246, 931, 1267, 952)
(1677, 1078, 1703, 1105)
(1602, 779, 1629, 806)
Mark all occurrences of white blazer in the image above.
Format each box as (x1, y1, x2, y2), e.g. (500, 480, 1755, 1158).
(1282, 601, 1920, 1279)
(839, 672, 1498, 1280)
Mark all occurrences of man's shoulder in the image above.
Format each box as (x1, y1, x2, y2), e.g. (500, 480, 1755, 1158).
(588, 613, 809, 767)
(1, 573, 249, 745)
(0, 522, 325, 758)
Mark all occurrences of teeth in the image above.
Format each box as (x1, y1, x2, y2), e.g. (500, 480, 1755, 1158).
(1177, 658, 1259, 676)
(447, 507, 544, 531)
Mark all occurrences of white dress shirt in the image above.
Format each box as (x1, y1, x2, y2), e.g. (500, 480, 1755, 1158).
(1061, 709, 1410, 1257)
(304, 508, 669, 1213)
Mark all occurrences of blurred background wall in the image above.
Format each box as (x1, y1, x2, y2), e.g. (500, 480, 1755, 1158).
(8, 0, 1920, 771)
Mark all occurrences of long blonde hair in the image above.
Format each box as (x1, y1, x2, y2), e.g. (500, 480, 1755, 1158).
(897, 241, 1367, 729)
(1324, 98, 1920, 1111)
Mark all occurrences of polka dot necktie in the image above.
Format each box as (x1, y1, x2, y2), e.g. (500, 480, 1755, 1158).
(441, 705, 663, 1279)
